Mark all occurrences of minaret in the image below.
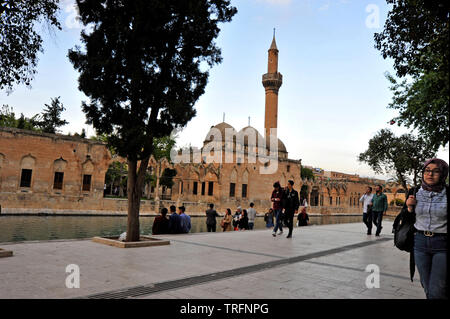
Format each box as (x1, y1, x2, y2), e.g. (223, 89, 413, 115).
(262, 31, 283, 141)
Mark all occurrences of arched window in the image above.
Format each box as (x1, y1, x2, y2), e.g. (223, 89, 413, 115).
(230, 168, 237, 197)
(20, 155, 36, 188)
(53, 157, 67, 190)
(242, 169, 249, 198)
(82, 159, 94, 192)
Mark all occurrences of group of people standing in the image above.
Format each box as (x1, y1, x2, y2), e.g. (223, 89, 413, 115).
(152, 205, 191, 235)
(207, 203, 257, 232)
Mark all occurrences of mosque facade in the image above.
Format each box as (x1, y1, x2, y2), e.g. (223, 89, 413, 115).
(0, 36, 403, 215)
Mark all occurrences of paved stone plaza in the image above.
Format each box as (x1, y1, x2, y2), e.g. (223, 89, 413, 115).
(0, 221, 425, 299)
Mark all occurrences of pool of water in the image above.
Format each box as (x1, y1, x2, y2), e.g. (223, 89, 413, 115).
(0, 215, 374, 243)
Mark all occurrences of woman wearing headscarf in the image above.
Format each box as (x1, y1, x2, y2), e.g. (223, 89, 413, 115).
(405, 158, 448, 299)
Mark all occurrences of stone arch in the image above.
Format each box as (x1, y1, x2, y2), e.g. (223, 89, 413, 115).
(242, 169, 249, 184)
(82, 159, 94, 173)
(19, 154, 36, 188)
(53, 157, 68, 172)
(230, 167, 238, 183)
(81, 159, 94, 192)
(21, 154, 36, 169)
(241, 168, 250, 199)
(52, 157, 68, 191)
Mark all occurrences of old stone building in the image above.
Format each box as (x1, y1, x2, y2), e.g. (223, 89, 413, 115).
(0, 127, 111, 211)
(0, 35, 402, 215)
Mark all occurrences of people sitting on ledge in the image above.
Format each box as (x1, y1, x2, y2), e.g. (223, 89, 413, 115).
(152, 207, 169, 235)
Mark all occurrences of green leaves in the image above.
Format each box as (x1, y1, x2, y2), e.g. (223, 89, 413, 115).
(69, 0, 237, 161)
(0, 0, 61, 90)
(374, 0, 449, 149)
(358, 129, 437, 190)
(38, 96, 69, 134)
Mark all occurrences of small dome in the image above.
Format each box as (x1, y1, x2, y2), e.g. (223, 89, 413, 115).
(204, 122, 236, 143)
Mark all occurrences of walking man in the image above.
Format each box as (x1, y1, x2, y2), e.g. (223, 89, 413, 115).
(205, 203, 220, 232)
(359, 186, 374, 235)
(271, 181, 284, 237)
(283, 180, 300, 238)
(247, 202, 257, 230)
(371, 185, 388, 236)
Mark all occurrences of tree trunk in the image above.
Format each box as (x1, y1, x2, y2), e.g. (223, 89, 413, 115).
(126, 157, 150, 242)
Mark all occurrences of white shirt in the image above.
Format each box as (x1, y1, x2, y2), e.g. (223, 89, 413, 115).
(359, 193, 374, 213)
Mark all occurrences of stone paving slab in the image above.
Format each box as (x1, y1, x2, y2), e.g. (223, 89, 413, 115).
(0, 221, 425, 299)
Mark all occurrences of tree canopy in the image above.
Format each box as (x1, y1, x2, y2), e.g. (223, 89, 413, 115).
(39, 96, 68, 133)
(374, 0, 449, 149)
(0, 0, 61, 90)
(69, 0, 236, 241)
(358, 129, 437, 193)
(0, 104, 40, 131)
(301, 167, 315, 181)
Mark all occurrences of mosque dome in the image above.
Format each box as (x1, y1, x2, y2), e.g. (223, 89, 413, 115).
(203, 122, 236, 144)
(236, 126, 265, 147)
(277, 138, 287, 153)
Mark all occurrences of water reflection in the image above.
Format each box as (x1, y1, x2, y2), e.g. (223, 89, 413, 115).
(0, 215, 379, 243)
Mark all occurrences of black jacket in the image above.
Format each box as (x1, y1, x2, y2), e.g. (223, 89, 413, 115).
(282, 188, 300, 213)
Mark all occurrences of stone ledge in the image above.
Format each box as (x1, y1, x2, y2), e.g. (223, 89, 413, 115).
(0, 248, 13, 257)
(92, 235, 170, 248)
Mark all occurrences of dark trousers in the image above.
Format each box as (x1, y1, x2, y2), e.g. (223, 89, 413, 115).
(207, 223, 216, 232)
(371, 210, 383, 235)
(414, 232, 448, 299)
(285, 211, 294, 236)
(273, 209, 283, 233)
(363, 212, 372, 233)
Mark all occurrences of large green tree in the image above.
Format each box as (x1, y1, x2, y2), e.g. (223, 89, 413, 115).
(69, 0, 236, 241)
(374, 0, 449, 149)
(0, 0, 61, 90)
(358, 129, 437, 195)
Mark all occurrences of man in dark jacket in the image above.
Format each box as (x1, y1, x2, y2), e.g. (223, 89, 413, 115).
(283, 180, 300, 238)
(205, 203, 220, 232)
(168, 205, 182, 234)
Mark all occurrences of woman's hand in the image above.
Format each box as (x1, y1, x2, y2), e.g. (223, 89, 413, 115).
(406, 195, 417, 212)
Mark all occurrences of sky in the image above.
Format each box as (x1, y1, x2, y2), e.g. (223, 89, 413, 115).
(1, 0, 447, 180)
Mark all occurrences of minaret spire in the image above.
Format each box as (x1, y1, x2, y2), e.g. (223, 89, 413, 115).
(262, 31, 283, 140)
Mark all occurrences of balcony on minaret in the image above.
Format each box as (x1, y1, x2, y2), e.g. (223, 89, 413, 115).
(262, 72, 283, 92)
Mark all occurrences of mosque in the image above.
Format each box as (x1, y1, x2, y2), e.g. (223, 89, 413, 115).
(0, 35, 400, 215)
